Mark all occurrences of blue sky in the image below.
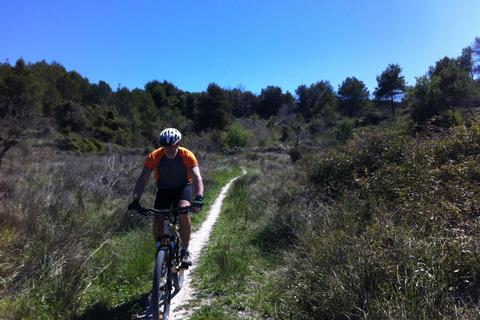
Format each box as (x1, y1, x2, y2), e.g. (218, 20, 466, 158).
(1, 0, 479, 96)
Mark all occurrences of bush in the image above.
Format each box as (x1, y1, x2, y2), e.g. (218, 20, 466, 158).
(93, 126, 114, 141)
(304, 128, 408, 199)
(220, 122, 253, 151)
(54, 100, 87, 132)
(112, 129, 131, 147)
(57, 136, 104, 153)
(275, 124, 480, 318)
(279, 125, 291, 142)
(287, 147, 302, 163)
(334, 118, 355, 143)
(104, 118, 120, 131)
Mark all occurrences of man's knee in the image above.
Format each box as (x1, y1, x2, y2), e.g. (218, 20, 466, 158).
(179, 212, 190, 223)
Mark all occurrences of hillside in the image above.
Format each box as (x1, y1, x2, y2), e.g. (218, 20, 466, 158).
(1, 41, 480, 318)
(189, 123, 480, 319)
(3, 117, 480, 319)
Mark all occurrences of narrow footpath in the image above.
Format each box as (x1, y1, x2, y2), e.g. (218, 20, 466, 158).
(138, 171, 245, 320)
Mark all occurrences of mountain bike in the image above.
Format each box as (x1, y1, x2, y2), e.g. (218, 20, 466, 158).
(137, 206, 192, 320)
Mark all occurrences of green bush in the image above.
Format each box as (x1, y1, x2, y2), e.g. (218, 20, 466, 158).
(57, 136, 104, 153)
(93, 126, 114, 141)
(287, 146, 302, 163)
(334, 118, 355, 143)
(112, 129, 131, 147)
(304, 128, 408, 199)
(104, 118, 120, 131)
(54, 100, 87, 132)
(220, 122, 253, 151)
(144, 146, 155, 155)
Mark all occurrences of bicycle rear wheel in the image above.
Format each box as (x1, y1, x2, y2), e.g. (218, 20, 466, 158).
(152, 248, 171, 320)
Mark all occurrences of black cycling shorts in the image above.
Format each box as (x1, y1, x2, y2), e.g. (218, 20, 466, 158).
(154, 184, 192, 210)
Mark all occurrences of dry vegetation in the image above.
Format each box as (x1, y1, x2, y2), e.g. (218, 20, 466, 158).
(0, 131, 241, 319)
(191, 123, 480, 320)
(3, 120, 480, 319)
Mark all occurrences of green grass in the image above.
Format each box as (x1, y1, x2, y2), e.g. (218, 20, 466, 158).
(188, 173, 278, 319)
(77, 229, 153, 316)
(190, 164, 244, 231)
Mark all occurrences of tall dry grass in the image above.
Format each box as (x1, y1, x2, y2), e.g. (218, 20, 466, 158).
(263, 125, 480, 319)
(0, 146, 142, 318)
(190, 124, 480, 319)
(0, 140, 237, 319)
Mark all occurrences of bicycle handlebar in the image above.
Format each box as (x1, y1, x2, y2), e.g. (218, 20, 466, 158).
(136, 206, 192, 217)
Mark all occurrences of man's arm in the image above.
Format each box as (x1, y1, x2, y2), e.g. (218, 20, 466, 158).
(189, 166, 204, 214)
(189, 166, 204, 196)
(132, 167, 153, 201)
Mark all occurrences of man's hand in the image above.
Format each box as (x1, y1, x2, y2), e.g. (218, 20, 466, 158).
(192, 195, 204, 214)
(128, 200, 142, 216)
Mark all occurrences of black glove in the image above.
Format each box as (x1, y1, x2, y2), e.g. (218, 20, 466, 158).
(128, 200, 142, 211)
(192, 195, 204, 209)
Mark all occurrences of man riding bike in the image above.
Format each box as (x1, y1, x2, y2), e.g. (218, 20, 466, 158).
(128, 128, 204, 266)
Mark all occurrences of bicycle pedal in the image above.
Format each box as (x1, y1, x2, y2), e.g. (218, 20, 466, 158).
(180, 261, 192, 269)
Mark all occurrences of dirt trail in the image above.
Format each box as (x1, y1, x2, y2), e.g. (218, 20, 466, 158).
(138, 171, 244, 320)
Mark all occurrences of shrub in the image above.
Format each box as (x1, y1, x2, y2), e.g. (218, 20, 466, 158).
(279, 125, 291, 142)
(219, 122, 253, 151)
(287, 147, 302, 163)
(112, 129, 131, 147)
(93, 126, 114, 141)
(57, 136, 104, 153)
(54, 100, 87, 132)
(304, 127, 410, 199)
(57, 136, 81, 152)
(87, 138, 104, 152)
(104, 118, 120, 131)
(259, 124, 480, 319)
(334, 118, 355, 143)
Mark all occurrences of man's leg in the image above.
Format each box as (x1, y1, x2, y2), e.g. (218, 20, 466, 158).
(178, 199, 192, 247)
(154, 188, 172, 245)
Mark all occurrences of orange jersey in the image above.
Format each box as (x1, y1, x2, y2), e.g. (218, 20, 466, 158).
(144, 147, 199, 189)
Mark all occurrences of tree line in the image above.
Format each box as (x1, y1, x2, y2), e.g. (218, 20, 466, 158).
(1, 37, 479, 162)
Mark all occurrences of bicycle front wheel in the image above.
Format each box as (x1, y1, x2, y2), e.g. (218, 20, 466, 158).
(152, 248, 171, 320)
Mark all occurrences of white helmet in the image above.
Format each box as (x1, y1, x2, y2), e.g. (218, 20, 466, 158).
(159, 128, 182, 146)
